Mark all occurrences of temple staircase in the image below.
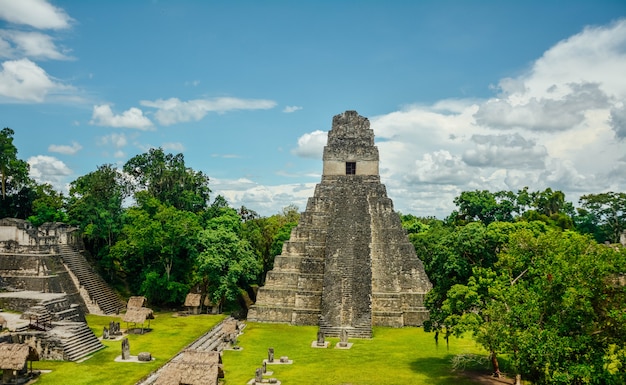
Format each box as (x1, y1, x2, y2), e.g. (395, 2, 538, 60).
(49, 321, 105, 361)
(56, 244, 124, 315)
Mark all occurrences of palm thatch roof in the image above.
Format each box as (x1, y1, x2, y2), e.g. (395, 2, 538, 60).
(155, 351, 221, 385)
(122, 307, 154, 324)
(184, 293, 202, 307)
(179, 350, 221, 365)
(155, 362, 219, 385)
(127, 296, 147, 309)
(0, 343, 39, 370)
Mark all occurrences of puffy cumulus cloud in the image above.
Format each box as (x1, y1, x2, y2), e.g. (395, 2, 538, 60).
(210, 177, 315, 216)
(475, 82, 609, 131)
(0, 0, 72, 30)
(48, 141, 81, 155)
(291, 130, 327, 159)
(463, 133, 547, 168)
(476, 19, 626, 133)
(27, 155, 72, 192)
(362, 20, 626, 217)
(283, 105, 303, 113)
(0, 30, 71, 60)
(405, 150, 474, 185)
(140, 97, 277, 125)
(0, 58, 71, 102)
(90, 105, 153, 130)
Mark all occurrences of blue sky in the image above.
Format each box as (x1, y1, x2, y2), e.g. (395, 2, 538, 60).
(1, 0, 626, 217)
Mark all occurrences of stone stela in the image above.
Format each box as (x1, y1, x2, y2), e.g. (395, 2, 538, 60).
(121, 337, 130, 360)
(248, 111, 433, 338)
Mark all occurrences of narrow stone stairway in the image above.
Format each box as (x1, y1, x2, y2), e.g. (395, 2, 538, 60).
(56, 244, 124, 315)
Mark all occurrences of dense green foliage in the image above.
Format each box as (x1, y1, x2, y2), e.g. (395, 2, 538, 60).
(405, 188, 626, 384)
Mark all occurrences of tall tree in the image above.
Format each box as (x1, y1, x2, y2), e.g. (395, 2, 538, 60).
(27, 183, 68, 226)
(110, 193, 202, 305)
(0, 128, 30, 201)
(123, 148, 210, 213)
(445, 228, 626, 384)
(67, 164, 128, 273)
(195, 207, 261, 307)
(578, 192, 626, 244)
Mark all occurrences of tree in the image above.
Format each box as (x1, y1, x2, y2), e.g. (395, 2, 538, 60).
(241, 205, 300, 284)
(67, 164, 128, 275)
(446, 228, 626, 384)
(27, 183, 68, 226)
(195, 208, 261, 307)
(110, 194, 202, 305)
(124, 148, 210, 213)
(450, 190, 519, 225)
(0, 128, 31, 201)
(578, 192, 626, 244)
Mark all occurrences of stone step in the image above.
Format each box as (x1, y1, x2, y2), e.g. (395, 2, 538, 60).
(55, 322, 105, 361)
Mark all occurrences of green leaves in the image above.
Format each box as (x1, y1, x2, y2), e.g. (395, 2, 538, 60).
(196, 212, 261, 305)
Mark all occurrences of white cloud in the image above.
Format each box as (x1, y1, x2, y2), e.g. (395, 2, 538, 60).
(90, 104, 153, 130)
(211, 177, 314, 215)
(0, 58, 71, 102)
(98, 133, 128, 148)
(462, 133, 547, 168)
(291, 130, 327, 159)
(162, 142, 185, 152)
(283, 105, 303, 113)
(140, 96, 277, 125)
(359, 19, 626, 217)
(27, 155, 72, 192)
(406, 150, 474, 185)
(48, 141, 82, 155)
(475, 82, 609, 132)
(0, 0, 72, 30)
(0, 30, 71, 60)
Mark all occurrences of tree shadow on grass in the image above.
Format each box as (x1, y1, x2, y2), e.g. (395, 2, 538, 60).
(410, 356, 489, 385)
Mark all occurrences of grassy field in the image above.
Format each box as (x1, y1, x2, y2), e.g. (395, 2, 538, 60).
(223, 322, 489, 385)
(28, 315, 490, 385)
(31, 313, 225, 385)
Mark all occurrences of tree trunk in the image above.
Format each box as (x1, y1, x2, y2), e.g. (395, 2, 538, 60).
(490, 351, 501, 377)
(514, 374, 522, 385)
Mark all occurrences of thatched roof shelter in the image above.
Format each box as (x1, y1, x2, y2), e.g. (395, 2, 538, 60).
(0, 343, 39, 370)
(155, 350, 221, 385)
(184, 293, 201, 307)
(127, 296, 147, 309)
(122, 307, 154, 324)
(0, 316, 6, 330)
(122, 307, 154, 334)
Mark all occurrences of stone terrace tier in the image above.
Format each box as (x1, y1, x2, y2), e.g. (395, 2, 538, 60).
(248, 111, 432, 337)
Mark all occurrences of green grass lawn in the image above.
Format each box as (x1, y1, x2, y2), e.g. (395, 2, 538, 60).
(29, 315, 489, 385)
(31, 313, 225, 385)
(223, 323, 489, 385)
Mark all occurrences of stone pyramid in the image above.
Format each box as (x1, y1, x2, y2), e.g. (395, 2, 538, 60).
(247, 111, 432, 337)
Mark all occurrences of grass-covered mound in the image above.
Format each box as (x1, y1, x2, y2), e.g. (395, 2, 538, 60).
(31, 313, 225, 385)
(223, 322, 487, 385)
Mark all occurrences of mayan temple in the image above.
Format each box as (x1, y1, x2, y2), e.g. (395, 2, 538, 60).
(247, 111, 432, 338)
